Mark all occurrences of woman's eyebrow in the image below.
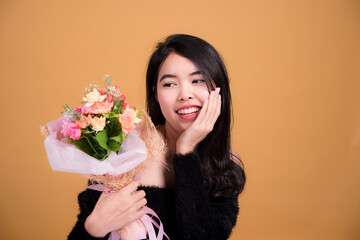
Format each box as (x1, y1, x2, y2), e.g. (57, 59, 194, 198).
(190, 71, 201, 76)
(159, 71, 202, 82)
(159, 74, 176, 82)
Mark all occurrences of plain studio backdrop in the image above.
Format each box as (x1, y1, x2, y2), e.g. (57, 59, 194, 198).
(0, 0, 359, 239)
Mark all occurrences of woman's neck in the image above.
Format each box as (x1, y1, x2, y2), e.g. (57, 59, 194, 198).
(158, 123, 180, 159)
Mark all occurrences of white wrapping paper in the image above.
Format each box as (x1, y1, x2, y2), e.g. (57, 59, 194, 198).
(44, 117, 147, 176)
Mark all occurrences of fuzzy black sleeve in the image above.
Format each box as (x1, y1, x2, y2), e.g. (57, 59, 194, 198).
(173, 152, 239, 240)
(68, 189, 110, 240)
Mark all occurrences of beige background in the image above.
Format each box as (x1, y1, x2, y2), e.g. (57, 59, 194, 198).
(1, 0, 359, 239)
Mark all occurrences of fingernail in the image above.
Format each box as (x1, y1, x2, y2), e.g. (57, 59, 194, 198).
(216, 87, 220, 93)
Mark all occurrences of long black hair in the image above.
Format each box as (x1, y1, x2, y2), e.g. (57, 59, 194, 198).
(146, 34, 245, 198)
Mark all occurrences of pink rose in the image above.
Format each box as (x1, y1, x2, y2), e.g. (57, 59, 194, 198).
(98, 89, 107, 95)
(74, 107, 82, 114)
(122, 103, 133, 110)
(61, 120, 81, 140)
(119, 106, 137, 136)
(90, 100, 114, 114)
(107, 94, 114, 103)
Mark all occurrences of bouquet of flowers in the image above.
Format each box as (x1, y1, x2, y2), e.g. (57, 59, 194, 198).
(42, 75, 168, 240)
(61, 75, 141, 161)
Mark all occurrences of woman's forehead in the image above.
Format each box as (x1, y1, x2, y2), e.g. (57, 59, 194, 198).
(157, 53, 200, 79)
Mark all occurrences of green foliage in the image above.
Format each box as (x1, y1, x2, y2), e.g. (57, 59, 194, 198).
(61, 104, 80, 120)
(70, 116, 128, 160)
(72, 135, 108, 161)
(110, 135, 121, 142)
(112, 99, 124, 114)
(109, 140, 120, 152)
(106, 117, 122, 138)
(71, 137, 95, 156)
(105, 117, 125, 152)
(89, 135, 108, 160)
(95, 130, 109, 150)
(63, 76, 142, 162)
(104, 75, 112, 87)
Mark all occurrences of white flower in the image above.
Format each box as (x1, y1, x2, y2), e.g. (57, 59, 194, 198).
(83, 89, 106, 107)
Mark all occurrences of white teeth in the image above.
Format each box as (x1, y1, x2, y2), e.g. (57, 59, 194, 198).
(177, 107, 200, 115)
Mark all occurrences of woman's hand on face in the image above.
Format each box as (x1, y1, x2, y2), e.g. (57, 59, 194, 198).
(176, 87, 221, 155)
(84, 181, 147, 238)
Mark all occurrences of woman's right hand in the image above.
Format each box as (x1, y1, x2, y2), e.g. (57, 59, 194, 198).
(176, 87, 221, 155)
(84, 181, 147, 238)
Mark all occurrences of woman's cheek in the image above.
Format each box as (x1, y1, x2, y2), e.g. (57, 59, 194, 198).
(157, 92, 174, 113)
(157, 92, 170, 104)
(199, 90, 211, 102)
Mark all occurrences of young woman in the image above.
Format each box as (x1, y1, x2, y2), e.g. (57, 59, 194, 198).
(68, 34, 246, 239)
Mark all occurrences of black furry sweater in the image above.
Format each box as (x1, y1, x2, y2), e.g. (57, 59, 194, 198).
(68, 152, 239, 239)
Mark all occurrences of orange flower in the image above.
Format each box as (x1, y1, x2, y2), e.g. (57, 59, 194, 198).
(82, 114, 92, 124)
(90, 116, 106, 132)
(75, 120, 87, 129)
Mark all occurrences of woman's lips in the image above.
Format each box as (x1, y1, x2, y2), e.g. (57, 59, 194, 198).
(178, 111, 200, 119)
(176, 106, 201, 119)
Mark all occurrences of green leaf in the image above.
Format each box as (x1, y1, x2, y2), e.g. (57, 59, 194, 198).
(109, 139, 120, 152)
(95, 130, 109, 150)
(84, 136, 100, 155)
(94, 152, 106, 160)
(71, 137, 95, 156)
(113, 100, 124, 114)
(84, 130, 95, 134)
(136, 110, 142, 119)
(119, 131, 125, 144)
(94, 147, 111, 161)
(102, 113, 111, 118)
(110, 135, 121, 142)
(106, 117, 122, 138)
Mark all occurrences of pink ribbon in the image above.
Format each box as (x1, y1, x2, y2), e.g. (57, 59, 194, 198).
(87, 184, 169, 240)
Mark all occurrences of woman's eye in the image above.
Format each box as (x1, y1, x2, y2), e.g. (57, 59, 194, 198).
(163, 82, 175, 87)
(193, 79, 206, 84)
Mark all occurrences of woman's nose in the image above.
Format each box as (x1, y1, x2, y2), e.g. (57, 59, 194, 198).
(178, 84, 194, 101)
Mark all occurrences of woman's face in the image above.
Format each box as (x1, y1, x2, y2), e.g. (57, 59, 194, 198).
(156, 52, 213, 135)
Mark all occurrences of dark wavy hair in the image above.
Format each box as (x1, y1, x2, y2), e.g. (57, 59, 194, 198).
(146, 34, 245, 198)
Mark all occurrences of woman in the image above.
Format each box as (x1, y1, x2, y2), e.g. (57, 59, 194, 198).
(68, 34, 246, 239)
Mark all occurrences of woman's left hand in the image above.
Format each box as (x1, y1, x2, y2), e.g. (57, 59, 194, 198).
(176, 87, 221, 154)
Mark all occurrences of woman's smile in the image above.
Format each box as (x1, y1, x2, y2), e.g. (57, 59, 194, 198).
(176, 105, 201, 119)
